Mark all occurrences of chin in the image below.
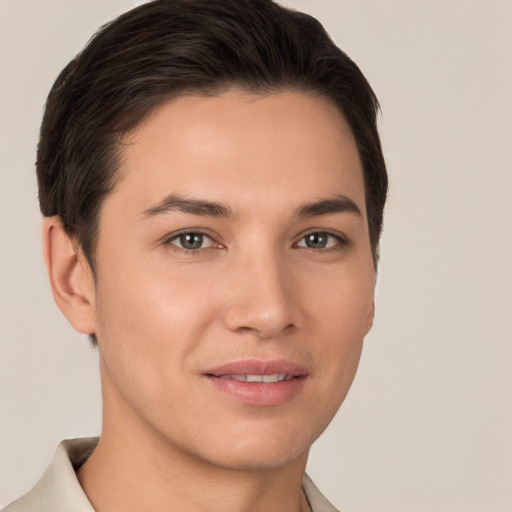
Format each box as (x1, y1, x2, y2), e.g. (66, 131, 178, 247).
(192, 419, 321, 472)
(209, 443, 309, 472)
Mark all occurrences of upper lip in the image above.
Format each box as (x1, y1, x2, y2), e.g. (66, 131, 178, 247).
(204, 358, 309, 377)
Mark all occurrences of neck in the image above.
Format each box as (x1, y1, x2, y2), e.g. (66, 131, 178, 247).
(78, 430, 311, 512)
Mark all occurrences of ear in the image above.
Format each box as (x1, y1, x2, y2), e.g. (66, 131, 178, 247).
(365, 300, 375, 335)
(42, 217, 97, 335)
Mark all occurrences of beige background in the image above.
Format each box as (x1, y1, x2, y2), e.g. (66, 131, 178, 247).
(1, 1, 511, 510)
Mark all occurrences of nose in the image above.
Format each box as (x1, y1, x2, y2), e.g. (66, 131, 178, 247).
(222, 249, 297, 339)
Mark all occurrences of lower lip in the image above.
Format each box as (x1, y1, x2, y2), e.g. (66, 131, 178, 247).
(206, 376, 307, 406)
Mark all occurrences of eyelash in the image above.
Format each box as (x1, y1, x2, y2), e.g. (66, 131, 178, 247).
(165, 231, 219, 254)
(164, 229, 349, 254)
(294, 230, 349, 251)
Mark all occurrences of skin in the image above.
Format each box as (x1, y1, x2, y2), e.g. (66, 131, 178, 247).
(44, 90, 375, 512)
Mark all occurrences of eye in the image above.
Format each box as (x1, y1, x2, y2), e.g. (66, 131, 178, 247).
(167, 232, 215, 251)
(296, 232, 345, 250)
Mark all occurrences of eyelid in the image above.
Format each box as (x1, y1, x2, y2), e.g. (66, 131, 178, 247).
(161, 228, 348, 252)
(163, 228, 223, 252)
(294, 229, 350, 249)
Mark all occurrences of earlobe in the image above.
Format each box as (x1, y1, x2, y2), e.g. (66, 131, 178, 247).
(42, 217, 97, 335)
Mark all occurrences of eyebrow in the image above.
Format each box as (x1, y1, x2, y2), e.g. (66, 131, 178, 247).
(141, 193, 362, 220)
(296, 195, 362, 219)
(142, 193, 233, 218)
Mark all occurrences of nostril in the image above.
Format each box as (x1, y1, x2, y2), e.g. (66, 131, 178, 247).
(221, 273, 297, 337)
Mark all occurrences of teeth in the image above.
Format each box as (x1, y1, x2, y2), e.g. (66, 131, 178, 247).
(232, 375, 249, 382)
(220, 373, 288, 382)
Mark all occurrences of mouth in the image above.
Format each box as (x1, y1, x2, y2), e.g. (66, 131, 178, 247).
(204, 359, 308, 406)
(217, 373, 294, 383)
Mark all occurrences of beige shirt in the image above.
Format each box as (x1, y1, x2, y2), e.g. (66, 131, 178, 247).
(3, 438, 339, 512)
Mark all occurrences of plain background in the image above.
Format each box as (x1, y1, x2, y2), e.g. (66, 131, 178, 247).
(1, 1, 511, 510)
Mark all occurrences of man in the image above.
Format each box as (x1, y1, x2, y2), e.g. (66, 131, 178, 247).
(4, 0, 387, 510)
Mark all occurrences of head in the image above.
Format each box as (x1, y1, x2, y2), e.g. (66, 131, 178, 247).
(39, 0, 388, 473)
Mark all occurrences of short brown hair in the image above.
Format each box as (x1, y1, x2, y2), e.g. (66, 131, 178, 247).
(37, 0, 388, 271)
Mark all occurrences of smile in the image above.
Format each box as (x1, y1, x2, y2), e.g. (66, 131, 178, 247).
(204, 359, 308, 406)
(218, 374, 292, 383)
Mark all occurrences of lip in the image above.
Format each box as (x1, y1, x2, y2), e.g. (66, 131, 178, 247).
(204, 359, 308, 406)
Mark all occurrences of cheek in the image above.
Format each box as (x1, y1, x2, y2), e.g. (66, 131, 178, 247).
(93, 260, 221, 392)
(303, 263, 374, 386)
(305, 260, 374, 333)
(97, 253, 219, 333)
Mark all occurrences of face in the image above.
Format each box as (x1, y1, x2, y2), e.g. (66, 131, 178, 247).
(91, 90, 375, 471)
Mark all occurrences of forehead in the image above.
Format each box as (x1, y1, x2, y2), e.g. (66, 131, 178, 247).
(109, 90, 365, 218)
